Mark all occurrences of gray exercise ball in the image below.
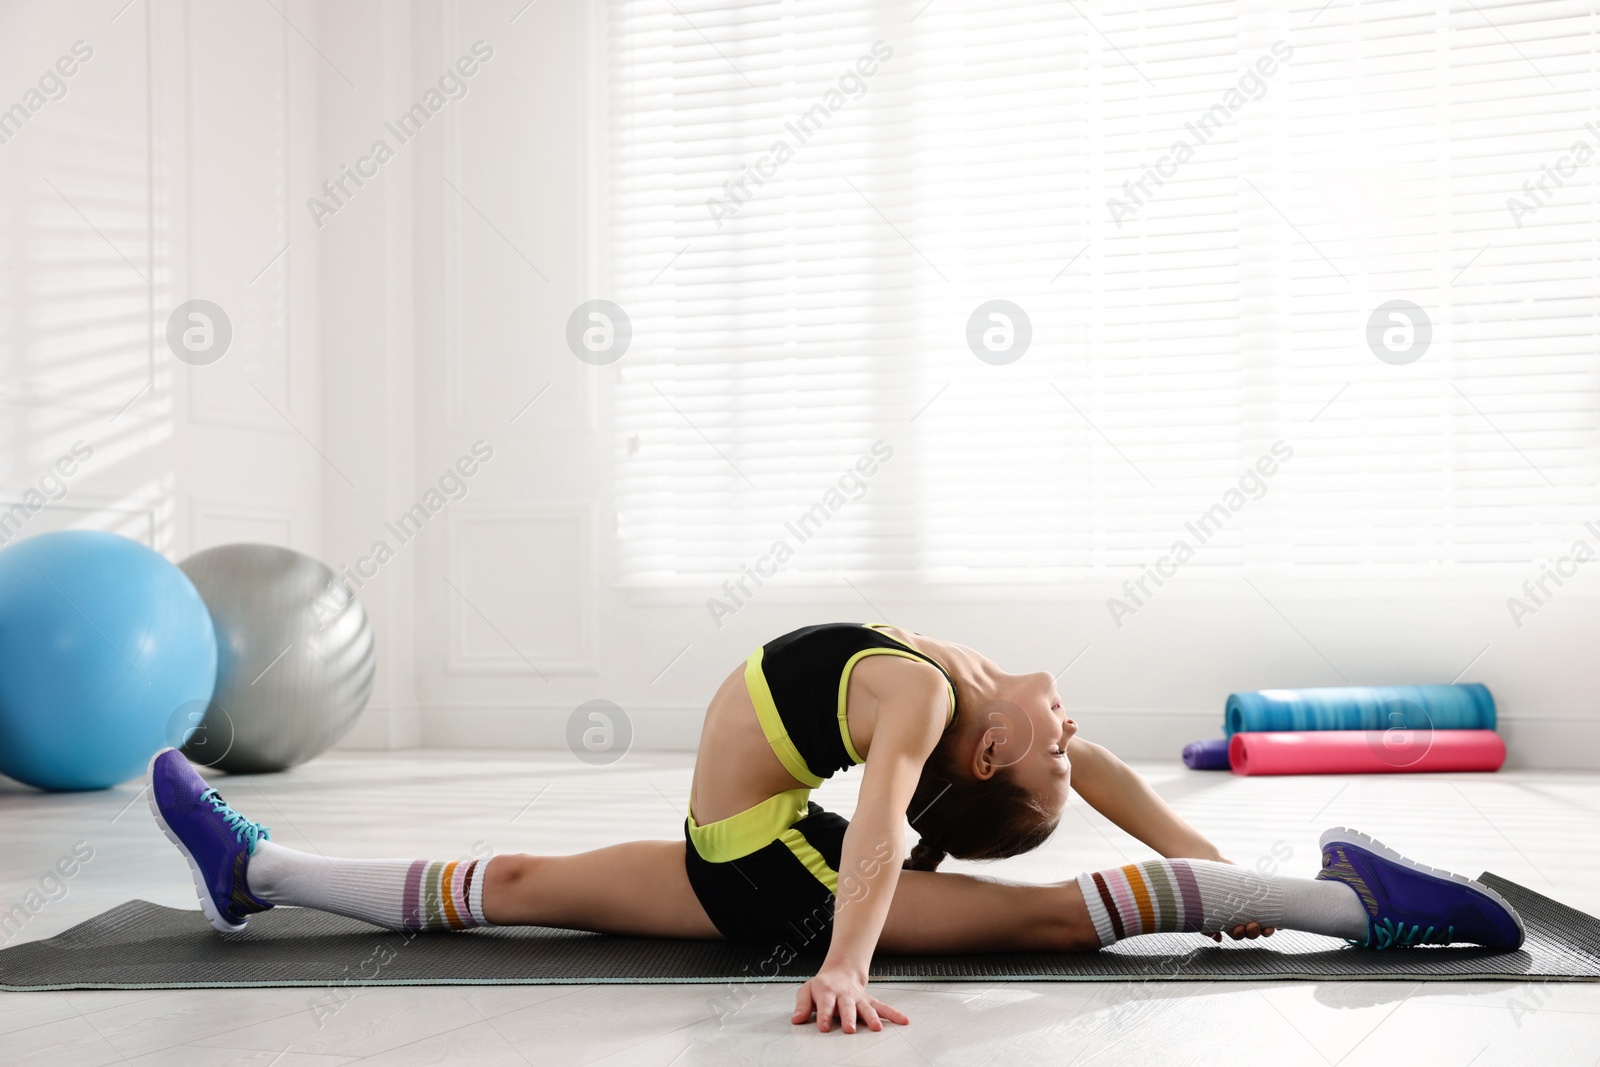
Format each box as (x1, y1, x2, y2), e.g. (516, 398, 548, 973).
(177, 544, 375, 773)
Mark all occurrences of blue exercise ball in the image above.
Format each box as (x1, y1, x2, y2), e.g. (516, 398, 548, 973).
(0, 531, 218, 791)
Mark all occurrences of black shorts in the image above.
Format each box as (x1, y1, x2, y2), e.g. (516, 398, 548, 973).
(683, 789, 849, 951)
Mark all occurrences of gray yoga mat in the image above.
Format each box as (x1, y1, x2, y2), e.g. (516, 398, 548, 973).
(2, 874, 1595, 991)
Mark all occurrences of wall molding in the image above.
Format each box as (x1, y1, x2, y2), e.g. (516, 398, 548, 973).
(186, 494, 297, 555)
(0, 493, 157, 549)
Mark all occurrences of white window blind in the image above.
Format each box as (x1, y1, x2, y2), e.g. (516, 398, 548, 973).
(604, 0, 1600, 586)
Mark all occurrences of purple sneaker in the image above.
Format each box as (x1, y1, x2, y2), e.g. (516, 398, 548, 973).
(147, 747, 273, 933)
(1316, 827, 1525, 952)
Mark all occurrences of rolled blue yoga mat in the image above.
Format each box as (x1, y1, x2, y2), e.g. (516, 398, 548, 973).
(1182, 738, 1231, 770)
(1223, 683, 1496, 738)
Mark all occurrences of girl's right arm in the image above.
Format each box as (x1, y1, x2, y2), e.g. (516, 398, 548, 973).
(1067, 737, 1225, 860)
(790, 663, 946, 1034)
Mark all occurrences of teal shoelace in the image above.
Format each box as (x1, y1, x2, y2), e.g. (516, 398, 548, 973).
(202, 788, 271, 853)
(1364, 916, 1455, 950)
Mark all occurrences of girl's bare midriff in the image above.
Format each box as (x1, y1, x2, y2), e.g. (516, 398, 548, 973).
(688, 626, 987, 825)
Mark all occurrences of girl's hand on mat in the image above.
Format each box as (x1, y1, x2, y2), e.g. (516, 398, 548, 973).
(1207, 922, 1276, 942)
(1208, 859, 1275, 941)
(792, 967, 909, 1033)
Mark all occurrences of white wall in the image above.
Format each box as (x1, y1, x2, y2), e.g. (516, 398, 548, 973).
(373, 0, 1600, 769)
(0, 2, 323, 575)
(6, 1, 1594, 770)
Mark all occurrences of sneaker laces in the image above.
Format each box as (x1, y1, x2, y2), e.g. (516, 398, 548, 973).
(1363, 916, 1455, 950)
(201, 788, 271, 853)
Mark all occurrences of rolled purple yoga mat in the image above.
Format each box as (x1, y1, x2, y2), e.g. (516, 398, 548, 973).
(1182, 738, 1231, 770)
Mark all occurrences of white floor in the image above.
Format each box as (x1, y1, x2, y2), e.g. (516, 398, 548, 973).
(1, 750, 1597, 1067)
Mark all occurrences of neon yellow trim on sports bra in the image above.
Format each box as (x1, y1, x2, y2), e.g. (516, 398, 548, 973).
(745, 648, 826, 789)
(860, 624, 959, 731)
(837, 647, 953, 765)
(686, 787, 811, 863)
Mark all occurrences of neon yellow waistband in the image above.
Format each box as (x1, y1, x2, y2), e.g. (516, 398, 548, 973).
(686, 787, 811, 863)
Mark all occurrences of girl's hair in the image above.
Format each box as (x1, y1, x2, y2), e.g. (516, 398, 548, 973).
(902, 732, 1062, 872)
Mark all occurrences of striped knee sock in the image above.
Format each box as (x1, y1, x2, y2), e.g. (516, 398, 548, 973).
(246, 841, 494, 932)
(1076, 858, 1366, 946)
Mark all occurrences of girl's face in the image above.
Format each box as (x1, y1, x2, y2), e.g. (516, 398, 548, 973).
(969, 671, 1077, 811)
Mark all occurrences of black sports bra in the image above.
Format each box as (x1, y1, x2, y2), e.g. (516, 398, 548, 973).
(742, 623, 959, 787)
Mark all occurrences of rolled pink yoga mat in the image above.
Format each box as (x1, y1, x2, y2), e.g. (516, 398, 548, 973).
(1228, 729, 1506, 776)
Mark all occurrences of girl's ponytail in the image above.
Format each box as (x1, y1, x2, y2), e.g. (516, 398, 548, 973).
(903, 840, 947, 871)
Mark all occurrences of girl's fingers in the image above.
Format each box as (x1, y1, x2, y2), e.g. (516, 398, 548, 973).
(796, 984, 912, 1034)
(1218, 922, 1274, 941)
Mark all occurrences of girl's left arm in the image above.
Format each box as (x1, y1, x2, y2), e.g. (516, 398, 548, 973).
(1065, 736, 1226, 861)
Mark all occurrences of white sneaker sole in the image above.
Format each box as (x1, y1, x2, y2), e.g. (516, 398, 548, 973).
(1319, 826, 1526, 946)
(146, 748, 249, 935)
